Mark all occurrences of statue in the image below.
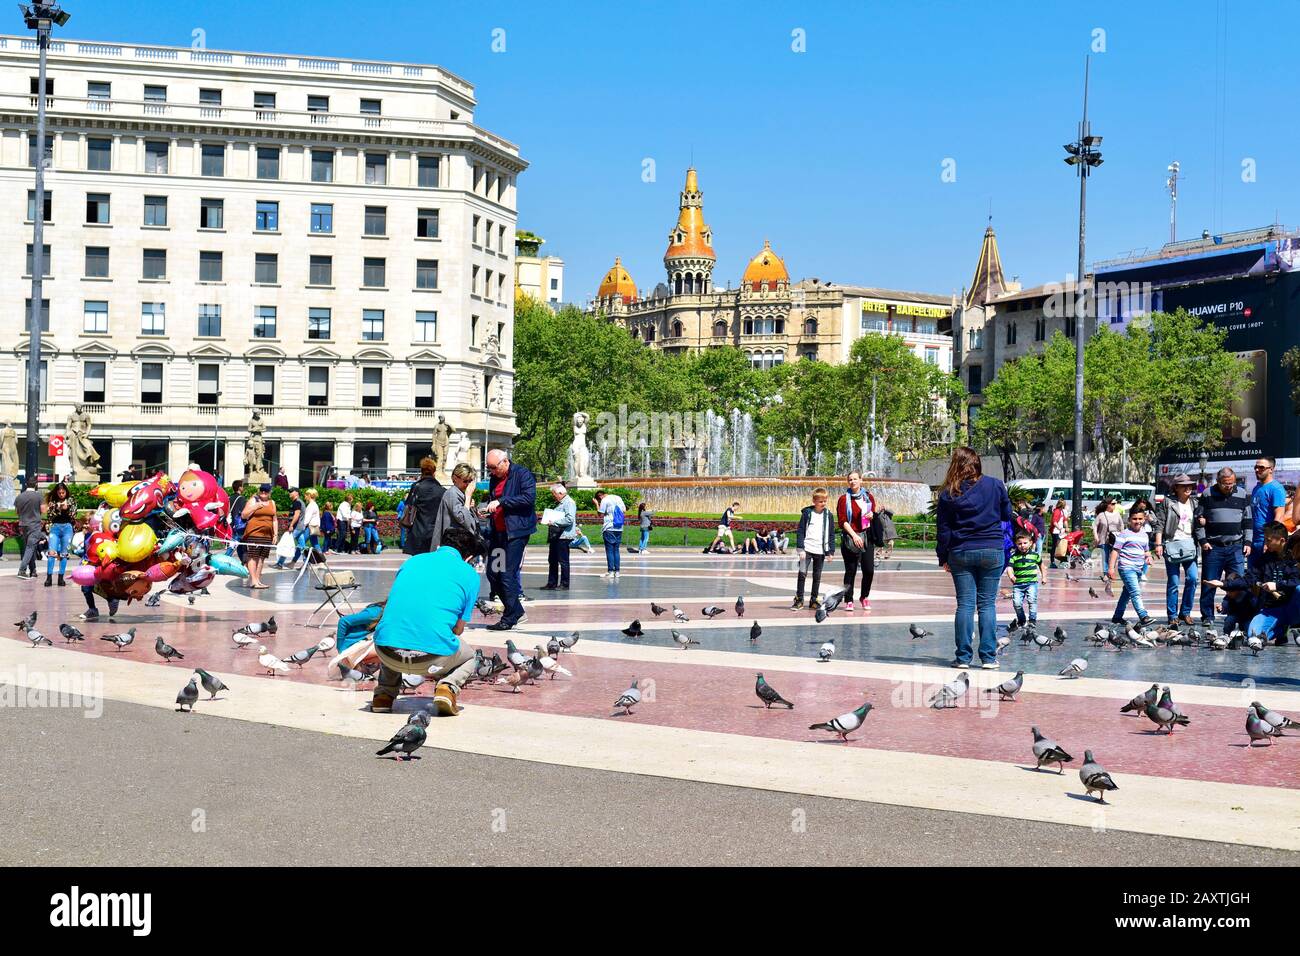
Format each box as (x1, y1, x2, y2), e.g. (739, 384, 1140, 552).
(67, 405, 102, 482)
(694, 435, 709, 478)
(490, 377, 507, 411)
(567, 411, 596, 488)
(430, 415, 451, 480)
(0, 422, 17, 479)
(244, 411, 271, 484)
(453, 431, 472, 467)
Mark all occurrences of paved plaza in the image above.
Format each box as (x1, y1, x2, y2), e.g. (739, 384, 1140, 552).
(2, 546, 1298, 865)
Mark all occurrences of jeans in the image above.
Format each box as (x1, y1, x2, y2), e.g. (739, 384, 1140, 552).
(399, 526, 407, 550)
(1246, 592, 1300, 643)
(20, 527, 42, 574)
(602, 529, 622, 573)
(638, 528, 650, 551)
(364, 525, 381, 553)
(796, 551, 825, 603)
(547, 536, 571, 587)
(290, 526, 309, 562)
(1201, 543, 1245, 622)
(337, 603, 384, 654)
(1011, 581, 1038, 624)
(487, 531, 527, 625)
(841, 541, 875, 600)
(1164, 554, 1199, 621)
(947, 547, 1003, 664)
(1112, 566, 1149, 621)
(45, 522, 73, 576)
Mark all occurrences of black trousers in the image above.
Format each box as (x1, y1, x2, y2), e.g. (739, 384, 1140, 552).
(841, 541, 875, 599)
(795, 552, 825, 602)
(546, 536, 571, 587)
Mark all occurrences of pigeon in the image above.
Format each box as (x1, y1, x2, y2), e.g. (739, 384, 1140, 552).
(58, 623, 84, 643)
(1250, 701, 1296, 735)
(154, 635, 185, 662)
(1246, 634, 1264, 656)
(176, 676, 199, 713)
(1059, 658, 1088, 678)
(735, 595, 745, 617)
(338, 663, 376, 688)
(929, 672, 970, 709)
(1106, 629, 1127, 652)
(1079, 750, 1118, 802)
(1209, 631, 1228, 651)
(284, 645, 319, 667)
(532, 646, 572, 679)
(701, 605, 725, 619)
(233, 616, 276, 637)
(1088, 586, 1100, 599)
(315, 636, 336, 655)
(375, 721, 426, 760)
(621, 619, 644, 638)
(521, 655, 546, 683)
(258, 646, 290, 676)
(755, 673, 793, 709)
(401, 674, 426, 692)
(470, 650, 507, 684)
(99, 627, 136, 651)
(809, 700, 873, 741)
(1031, 726, 1073, 773)
(750, 621, 762, 642)
(144, 591, 163, 607)
(1144, 698, 1190, 735)
(505, 639, 528, 669)
(194, 668, 229, 699)
(557, 631, 581, 653)
(650, 602, 667, 617)
(671, 629, 699, 650)
(1052, 626, 1068, 645)
(818, 638, 835, 662)
(1019, 623, 1037, 644)
(1104, 579, 1115, 597)
(1158, 686, 1185, 719)
(12, 610, 36, 630)
(475, 598, 499, 617)
(1033, 631, 1052, 651)
(1246, 709, 1274, 747)
(546, 635, 561, 658)
(25, 626, 52, 647)
(986, 670, 1024, 701)
(233, 631, 259, 650)
(613, 678, 641, 715)
(996, 634, 1012, 657)
(814, 589, 846, 623)
(672, 605, 689, 623)
(909, 623, 934, 640)
(1121, 684, 1160, 714)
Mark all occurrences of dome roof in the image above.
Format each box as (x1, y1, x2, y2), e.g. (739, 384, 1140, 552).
(597, 257, 638, 302)
(664, 167, 716, 262)
(742, 240, 789, 285)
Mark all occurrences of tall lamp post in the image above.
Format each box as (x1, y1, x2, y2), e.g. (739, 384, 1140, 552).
(19, 2, 70, 484)
(212, 390, 222, 483)
(1063, 55, 1102, 530)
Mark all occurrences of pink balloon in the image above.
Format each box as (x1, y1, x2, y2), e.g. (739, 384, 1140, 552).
(145, 561, 180, 583)
(69, 564, 100, 586)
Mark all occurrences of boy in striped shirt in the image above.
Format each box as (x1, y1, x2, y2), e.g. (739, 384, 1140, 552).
(1107, 509, 1156, 628)
(1004, 531, 1045, 628)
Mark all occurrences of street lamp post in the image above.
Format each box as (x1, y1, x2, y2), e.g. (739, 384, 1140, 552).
(212, 391, 222, 483)
(1063, 55, 1103, 530)
(20, 2, 69, 484)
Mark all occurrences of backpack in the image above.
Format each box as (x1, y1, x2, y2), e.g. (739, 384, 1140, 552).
(610, 502, 625, 531)
(230, 495, 248, 537)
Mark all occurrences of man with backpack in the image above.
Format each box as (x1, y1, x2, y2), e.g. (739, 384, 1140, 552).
(594, 489, 627, 581)
(227, 479, 248, 565)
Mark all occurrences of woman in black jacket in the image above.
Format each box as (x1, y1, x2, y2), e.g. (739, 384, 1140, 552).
(403, 457, 446, 555)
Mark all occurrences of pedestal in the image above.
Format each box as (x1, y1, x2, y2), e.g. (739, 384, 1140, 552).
(0, 476, 14, 510)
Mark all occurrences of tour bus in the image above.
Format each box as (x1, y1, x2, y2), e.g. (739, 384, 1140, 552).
(1012, 480, 1155, 517)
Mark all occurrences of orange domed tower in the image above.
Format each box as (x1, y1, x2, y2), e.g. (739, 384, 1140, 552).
(741, 239, 789, 292)
(596, 257, 638, 307)
(664, 167, 715, 295)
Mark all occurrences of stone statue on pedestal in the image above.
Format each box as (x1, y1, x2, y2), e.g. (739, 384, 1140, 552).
(0, 422, 17, 479)
(567, 411, 596, 488)
(430, 415, 451, 480)
(67, 405, 102, 482)
(453, 431, 472, 468)
(244, 411, 271, 484)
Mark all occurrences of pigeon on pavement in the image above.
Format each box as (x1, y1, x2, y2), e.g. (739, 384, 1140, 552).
(233, 615, 276, 637)
(1246, 709, 1274, 746)
(621, 619, 644, 638)
(650, 602, 667, 617)
(809, 700, 873, 741)
(909, 623, 933, 640)
(1059, 658, 1088, 678)
(232, 631, 259, 650)
(996, 634, 1012, 657)
(986, 670, 1024, 701)
(284, 645, 320, 668)
(1250, 701, 1295, 735)
(144, 591, 163, 607)
(613, 678, 642, 715)
(672, 605, 690, 623)
(315, 636, 336, 655)
(814, 589, 846, 623)
(58, 623, 84, 643)
(750, 621, 762, 642)
(672, 629, 699, 650)
(175, 676, 199, 713)
(1088, 587, 1100, 599)
(735, 595, 745, 617)
(557, 631, 581, 653)
(99, 627, 136, 651)
(701, 605, 725, 619)
(1120, 684, 1160, 714)
(194, 668, 229, 699)
(929, 672, 970, 709)
(532, 645, 572, 679)
(754, 673, 794, 709)
(818, 638, 835, 662)
(1079, 750, 1118, 802)
(25, 626, 52, 647)
(1031, 726, 1073, 773)
(12, 610, 36, 631)
(1144, 698, 1190, 735)
(504, 639, 528, 669)
(375, 721, 426, 760)
(258, 646, 290, 676)
(154, 635, 185, 662)
(547, 635, 561, 658)
(1246, 634, 1264, 656)
(1052, 626, 1068, 645)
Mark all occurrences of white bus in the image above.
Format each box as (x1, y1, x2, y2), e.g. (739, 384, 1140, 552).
(1011, 480, 1154, 516)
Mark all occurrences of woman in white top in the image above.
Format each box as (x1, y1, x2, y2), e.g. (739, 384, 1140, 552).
(301, 488, 321, 563)
(1153, 474, 1200, 625)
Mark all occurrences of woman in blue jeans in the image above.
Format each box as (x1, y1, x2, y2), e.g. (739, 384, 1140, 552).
(935, 446, 1012, 669)
(43, 482, 77, 587)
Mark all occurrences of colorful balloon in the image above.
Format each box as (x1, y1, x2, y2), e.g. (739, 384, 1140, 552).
(116, 523, 158, 563)
(154, 529, 188, 555)
(90, 481, 134, 507)
(120, 472, 172, 522)
(89, 535, 118, 566)
(145, 561, 180, 583)
(69, 564, 100, 586)
(207, 552, 249, 578)
(168, 564, 215, 595)
(171, 469, 231, 536)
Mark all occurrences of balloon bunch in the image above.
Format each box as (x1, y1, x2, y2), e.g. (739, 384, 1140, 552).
(71, 468, 245, 603)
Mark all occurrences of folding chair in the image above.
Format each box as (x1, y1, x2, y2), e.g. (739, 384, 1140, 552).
(302, 560, 361, 628)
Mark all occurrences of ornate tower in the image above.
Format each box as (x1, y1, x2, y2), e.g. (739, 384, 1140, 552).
(664, 167, 715, 295)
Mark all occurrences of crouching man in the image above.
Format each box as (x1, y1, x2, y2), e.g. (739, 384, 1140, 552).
(370, 527, 484, 716)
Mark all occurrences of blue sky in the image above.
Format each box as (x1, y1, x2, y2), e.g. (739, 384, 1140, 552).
(57, 1, 1295, 302)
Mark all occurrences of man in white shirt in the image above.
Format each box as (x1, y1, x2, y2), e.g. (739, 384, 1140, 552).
(1153, 473, 1200, 625)
(791, 488, 834, 610)
(336, 496, 353, 553)
(594, 490, 626, 580)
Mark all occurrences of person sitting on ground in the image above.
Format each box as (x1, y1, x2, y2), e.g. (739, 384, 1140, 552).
(369, 527, 485, 716)
(336, 600, 386, 657)
(1207, 521, 1300, 645)
(704, 501, 741, 553)
(741, 534, 759, 555)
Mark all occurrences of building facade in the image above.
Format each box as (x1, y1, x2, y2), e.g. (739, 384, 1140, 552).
(513, 230, 563, 308)
(0, 34, 525, 486)
(590, 167, 954, 370)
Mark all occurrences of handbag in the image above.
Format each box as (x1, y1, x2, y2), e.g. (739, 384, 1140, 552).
(399, 487, 417, 530)
(274, 531, 296, 561)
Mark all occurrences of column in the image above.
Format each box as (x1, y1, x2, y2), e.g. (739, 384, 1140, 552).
(167, 439, 188, 479)
(225, 440, 245, 485)
(280, 439, 301, 487)
(110, 439, 131, 481)
(387, 441, 406, 476)
(334, 440, 354, 475)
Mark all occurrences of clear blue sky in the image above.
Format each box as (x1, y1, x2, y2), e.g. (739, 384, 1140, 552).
(56, 0, 1295, 302)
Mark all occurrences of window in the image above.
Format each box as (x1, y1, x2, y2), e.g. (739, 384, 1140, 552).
(197, 303, 221, 337)
(362, 309, 384, 340)
(417, 207, 439, 238)
(29, 75, 53, 104)
(414, 368, 435, 408)
(310, 203, 333, 233)
(253, 90, 276, 120)
(27, 133, 51, 168)
(364, 205, 386, 236)
(416, 259, 439, 290)
(310, 149, 333, 183)
(141, 302, 166, 335)
(143, 195, 167, 226)
(83, 300, 108, 333)
(254, 253, 278, 284)
(1065, 316, 1077, 338)
(255, 200, 279, 231)
(309, 255, 332, 286)
(550, 277, 558, 291)
(363, 257, 386, 288)
(308, 307, 331, 339)
(141, 362, 163, 404)
(307, 95, 329, 121)
(253, 305, 277, 338)
(200, 197, 223, 229)
(361, 367, 383, 407)
(925, 347, 939, 365)
(364, 152, 387, 185)
(84, 246, 109, 278)
(198, 251, 222, 282)
(360, 98, 382, 127)
(25, 299, 50, 333)
(803, 317, 818, 335)
(472, 215, 481, 245)
(307, 366, 329, 406)
(200, 143, 224, 177)
(1005, 321, 1017, 345)
(256, 146, 279, 180)
(85, 192, 110, 224)
(713, 320, 728, 337)
(143, 85, 167, 109)
(25, 359, 48, 401)
(968, 364, 983, 395)
(472, 264, 480, 293)
(87, 137, 111, 171)
(87, 80, 110, 107)
(417, 155, 439, 187)
(197, 364, 220, 405)
(26, 189, 51, 223)
(142, 248, 167, 280)
(199, 88, 222, 117)
(471, 315, 479, 346)
(1034, 317, 1046, 341)
(25, 243, 51, 277)
(82, 361, 106, 403)
(742, 316, 784, 335)
(252, 365, 275, 406)
(415, 310, 437, 342)
(144, 140, 168, 173)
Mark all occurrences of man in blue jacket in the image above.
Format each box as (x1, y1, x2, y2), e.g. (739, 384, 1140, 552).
(483, 448, 536, 631)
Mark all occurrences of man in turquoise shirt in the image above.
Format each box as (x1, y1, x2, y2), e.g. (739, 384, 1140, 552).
(1249, 457, 1288, 571)
(371, 527, 484, 716)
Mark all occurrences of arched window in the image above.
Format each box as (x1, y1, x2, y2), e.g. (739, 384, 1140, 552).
(644, 326, 655, 342)
(803, 317, 817, 335)
(713, 320, 728, 338)
(672, 320, 683, 337)
(674, 273, 683, 295)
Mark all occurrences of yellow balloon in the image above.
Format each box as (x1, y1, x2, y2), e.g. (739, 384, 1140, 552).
(116, 523, 158, 564)
(93, 481, 133, 507)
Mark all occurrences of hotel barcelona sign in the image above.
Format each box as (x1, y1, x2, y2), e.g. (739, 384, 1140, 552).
(862, 301, 951, 318)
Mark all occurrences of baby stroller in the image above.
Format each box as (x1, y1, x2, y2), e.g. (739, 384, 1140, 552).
(1061, 529, 1091, 569)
